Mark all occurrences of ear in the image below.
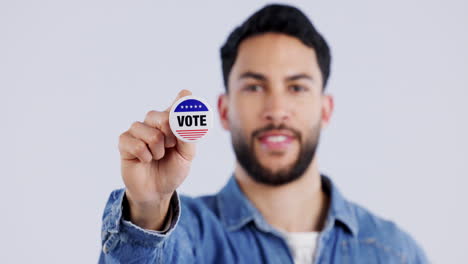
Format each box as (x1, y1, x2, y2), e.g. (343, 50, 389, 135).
(320, 93, 334, 129)
(218, 93, 230, 130)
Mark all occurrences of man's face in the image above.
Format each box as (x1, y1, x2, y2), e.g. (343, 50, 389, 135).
(218, 33, 333, 186)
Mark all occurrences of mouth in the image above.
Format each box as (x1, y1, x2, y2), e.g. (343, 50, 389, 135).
(257, 130, 296, 151)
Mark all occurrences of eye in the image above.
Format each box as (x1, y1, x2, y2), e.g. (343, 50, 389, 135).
(289, 85, 307, 93)
(245, 84, 263, 92)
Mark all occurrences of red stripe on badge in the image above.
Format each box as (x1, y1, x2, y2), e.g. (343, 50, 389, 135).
(176, 129, 207, 140)
(176, 129, 208, 132)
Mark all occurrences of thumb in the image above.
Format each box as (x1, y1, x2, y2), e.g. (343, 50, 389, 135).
(165, 89, 193, 113)
(167, 90, 196, 161)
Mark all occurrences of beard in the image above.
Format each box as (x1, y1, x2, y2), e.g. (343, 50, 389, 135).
(231, 122, 320, 186)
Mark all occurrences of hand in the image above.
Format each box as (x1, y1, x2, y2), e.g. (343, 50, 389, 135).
(118, 90, 195, 230)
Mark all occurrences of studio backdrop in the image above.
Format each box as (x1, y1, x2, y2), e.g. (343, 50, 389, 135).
(1, 0, 467, 263)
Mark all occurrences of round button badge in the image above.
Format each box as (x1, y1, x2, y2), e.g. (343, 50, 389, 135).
(169, 96, 213, 142)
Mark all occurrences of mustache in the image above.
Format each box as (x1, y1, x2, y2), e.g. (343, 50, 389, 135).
(251, 124, 302, 141)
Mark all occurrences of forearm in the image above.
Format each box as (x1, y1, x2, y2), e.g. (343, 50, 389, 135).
(100, 189, 187, 263)
(124, 190, 173, 231)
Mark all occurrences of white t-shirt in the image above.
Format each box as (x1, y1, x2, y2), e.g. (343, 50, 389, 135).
(283, 232, 320, 264)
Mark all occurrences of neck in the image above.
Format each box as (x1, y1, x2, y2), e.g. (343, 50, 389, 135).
(235, 158, 329, 233)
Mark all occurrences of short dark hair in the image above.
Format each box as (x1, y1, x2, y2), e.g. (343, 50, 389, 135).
(220, 4, 331, 91)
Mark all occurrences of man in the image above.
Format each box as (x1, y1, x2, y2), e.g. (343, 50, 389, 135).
(99, 4, 428, 263)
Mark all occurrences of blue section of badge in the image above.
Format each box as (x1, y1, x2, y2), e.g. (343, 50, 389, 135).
(175, 99, 208, 112)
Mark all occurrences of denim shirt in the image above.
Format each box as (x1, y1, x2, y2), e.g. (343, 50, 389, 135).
(99, 174, 429, 263)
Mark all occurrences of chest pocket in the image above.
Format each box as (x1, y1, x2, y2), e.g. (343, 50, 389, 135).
(339, 238, 408, 264)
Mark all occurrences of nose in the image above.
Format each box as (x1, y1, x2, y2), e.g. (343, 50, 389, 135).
(262, 92, 290, 125)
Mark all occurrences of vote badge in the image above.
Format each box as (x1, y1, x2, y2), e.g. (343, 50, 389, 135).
(169, 96, 213, 142)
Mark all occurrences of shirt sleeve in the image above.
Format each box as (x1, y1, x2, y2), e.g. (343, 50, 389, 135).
(98, 188, 183, 264)
(406, 232, 431, 264)
(121, 191, 175, 235)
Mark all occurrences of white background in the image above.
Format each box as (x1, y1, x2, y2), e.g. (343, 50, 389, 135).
(1, 0, 467, 263)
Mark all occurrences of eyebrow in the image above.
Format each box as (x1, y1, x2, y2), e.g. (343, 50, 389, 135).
(286, 73, 313, 82)
(238, 71, 314, 82)
(238, 71, 267, 81)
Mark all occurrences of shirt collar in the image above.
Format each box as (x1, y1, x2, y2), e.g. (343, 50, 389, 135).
(216, 173, 358, 236)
